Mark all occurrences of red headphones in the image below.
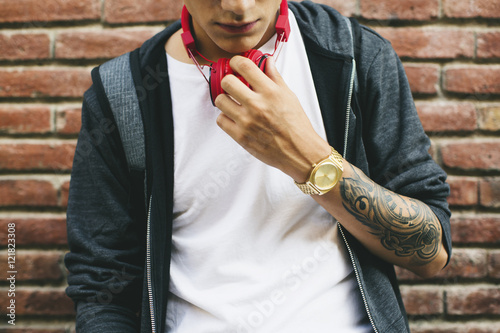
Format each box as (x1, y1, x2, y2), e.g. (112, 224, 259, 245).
(181, 0, 290, 104)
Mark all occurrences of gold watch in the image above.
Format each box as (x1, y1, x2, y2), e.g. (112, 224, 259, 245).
(294, 147, 344, 195)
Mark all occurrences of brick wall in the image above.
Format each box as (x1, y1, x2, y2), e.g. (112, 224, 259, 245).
(0, 0, 499, 331)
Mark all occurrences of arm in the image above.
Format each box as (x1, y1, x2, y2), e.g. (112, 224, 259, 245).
(65, 84, 145, 332)
(215, 55, 449, 278)
(316, 161, 447, 277)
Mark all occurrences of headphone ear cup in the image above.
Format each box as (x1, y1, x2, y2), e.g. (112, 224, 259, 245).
(210, 58, 233, 105)
(209, 50, 269, 105)
(242, 49, 268, 71)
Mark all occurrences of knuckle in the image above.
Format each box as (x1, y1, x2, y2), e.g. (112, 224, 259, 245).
(240, 60, 254, 73)
(244, 97, 258, 110)
(214, 93, 227, 109)
(239, 114, 253, 129)
(233, 56, 254, 72)
(220, 75, 234, 90)
(253, 102, 271, 120)
(215, 114, 224, 127)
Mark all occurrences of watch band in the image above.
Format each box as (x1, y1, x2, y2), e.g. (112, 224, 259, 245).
(294, 147, 343, 195)
(328, 148, 344, 168)
(295, 181, 322, 195)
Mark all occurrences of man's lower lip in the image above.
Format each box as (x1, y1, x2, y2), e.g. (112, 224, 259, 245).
(218, 21, 257, 33)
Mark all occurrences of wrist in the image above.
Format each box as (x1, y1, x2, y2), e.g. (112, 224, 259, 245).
(289, 142, 332, 183)
(294, 146, 344, 196)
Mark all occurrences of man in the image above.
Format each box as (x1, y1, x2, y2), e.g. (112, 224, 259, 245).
(65, 0, 452, 332)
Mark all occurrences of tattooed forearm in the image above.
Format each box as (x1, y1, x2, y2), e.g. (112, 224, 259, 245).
(339, 165, 441, 265)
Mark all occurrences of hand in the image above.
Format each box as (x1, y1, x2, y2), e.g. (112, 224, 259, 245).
(214, 55, 331, 182)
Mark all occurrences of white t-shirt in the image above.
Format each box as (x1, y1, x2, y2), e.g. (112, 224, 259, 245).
(165, 10, 372, 333)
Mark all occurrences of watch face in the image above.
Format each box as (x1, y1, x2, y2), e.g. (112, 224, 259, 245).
(313, 163, 340, 190)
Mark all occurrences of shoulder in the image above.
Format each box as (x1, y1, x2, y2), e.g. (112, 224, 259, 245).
(137, 21, 181, 66)
(289, 1, 392, 62)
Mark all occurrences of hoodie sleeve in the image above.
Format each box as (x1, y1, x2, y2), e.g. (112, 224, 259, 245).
(64, 78, 146, 332)
(357, 29, 452, 261)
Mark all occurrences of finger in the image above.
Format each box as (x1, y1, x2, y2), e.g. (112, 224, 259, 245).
(229, 56, 273, 92)
(216, 112, 244, 145)
(214, 91, 244, 120)
(220, 73, 257, 106)
(216, 111, 235, 133)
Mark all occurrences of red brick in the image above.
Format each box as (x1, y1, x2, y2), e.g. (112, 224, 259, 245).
(443, 0, 500, 19)
(489, 250, 500, 279)
(104, 0, 183, 24)
(428, 141, 437, 161)
(0, 217, 67, 246)
(447, 176, 478, 206)
(61, 181, 70, 208)
(0, 68, 91, 98)
(415, 102, 477, 132)
(0, 143, 76, 172)
(0, 251, 64, 281)
(0, 0, 100, 23)
(0, 180, 58, 207)
(298, 0, 357, 16)
(396, 249, 488, 281)
(444, 66, 500, 95)
(377, 28, 474, 59)
(447, 286, 500, 315)
(56, 107, 81, 135)
(478, 104, 500, 131)
(478, 32, 500, 59)
(441, 140, 500, 171)
(480, 178, 500, 208)
(0, 288, 74, 316)
(0, 33, 50, 60)
(404, 64, 439, 94)
(0, 106, 52, 134)
(441, 249, 488, 280)
(55, 29, 160, 60)
(451, 215, 500, 245)
(361, 0, 438, 20)
(400, 286, 443, 315)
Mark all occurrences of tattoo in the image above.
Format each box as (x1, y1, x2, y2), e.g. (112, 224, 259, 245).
(340, 166, 441, 265)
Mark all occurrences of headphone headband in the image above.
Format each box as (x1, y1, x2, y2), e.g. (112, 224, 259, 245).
(181, 0, 290, 54)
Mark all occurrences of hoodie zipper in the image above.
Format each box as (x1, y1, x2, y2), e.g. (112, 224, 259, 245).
(338, 225, 379, 333)
(146, 194, 157, 333)
(341, 59, 378, 333)
(343, 58, 356, 157)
